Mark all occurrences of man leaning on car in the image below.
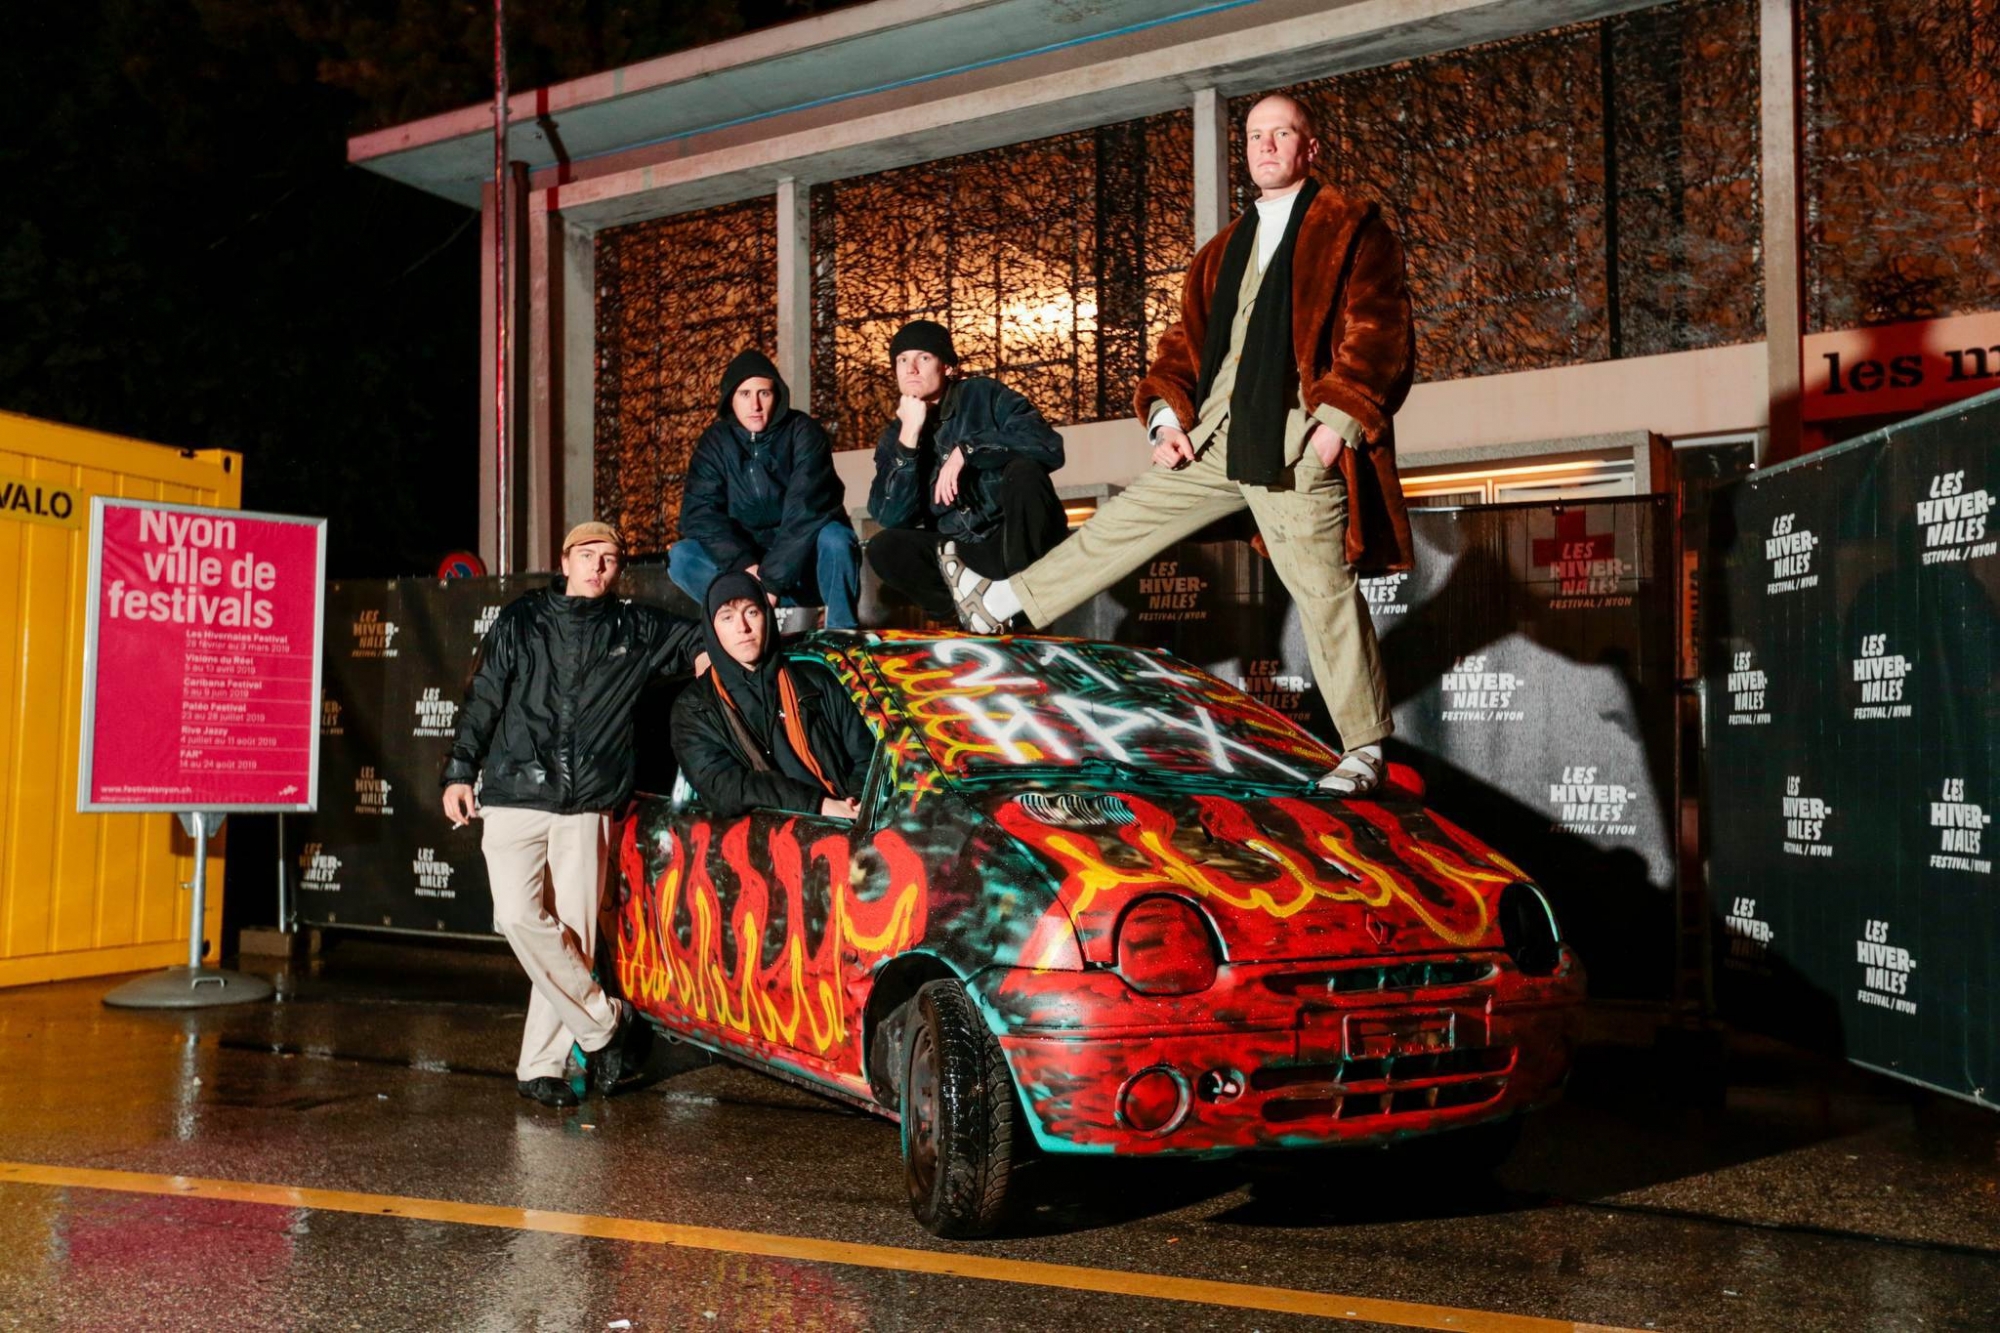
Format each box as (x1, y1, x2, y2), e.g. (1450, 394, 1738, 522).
(441, 521, 704, 1109)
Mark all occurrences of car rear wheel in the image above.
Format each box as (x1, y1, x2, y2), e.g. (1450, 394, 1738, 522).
(900, 979, 1018, 1237)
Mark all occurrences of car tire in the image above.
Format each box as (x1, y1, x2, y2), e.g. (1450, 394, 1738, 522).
(900, 978, 1018, 1238)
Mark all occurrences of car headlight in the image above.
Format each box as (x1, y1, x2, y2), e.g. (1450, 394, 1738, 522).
(1498, 881, 1563, 977)
(1114, 896, 1220, 995)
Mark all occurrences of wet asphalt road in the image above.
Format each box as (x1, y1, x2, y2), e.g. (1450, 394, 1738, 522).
(0, 940, 1994, 1332)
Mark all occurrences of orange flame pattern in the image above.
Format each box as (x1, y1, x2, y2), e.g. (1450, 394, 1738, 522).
(997, 793, 1505, 953)
(614, 813, 930, 1088)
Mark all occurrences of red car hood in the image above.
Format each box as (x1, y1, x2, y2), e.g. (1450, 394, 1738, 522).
(988, 790, 1522, 965)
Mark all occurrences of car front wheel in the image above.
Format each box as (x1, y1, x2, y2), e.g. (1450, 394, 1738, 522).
(900, 978, 1018, 1237)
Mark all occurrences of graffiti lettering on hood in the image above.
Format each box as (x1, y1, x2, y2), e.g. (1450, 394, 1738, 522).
(871, 637, 1335, 783)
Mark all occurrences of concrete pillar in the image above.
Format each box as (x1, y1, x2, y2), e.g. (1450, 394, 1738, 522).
(775, 177, 813, 411)
(525, 198, 601, 566)
(1192, 87, 1232, 247)
(560, 218, 597, 540)
(1759, 0, 1804, 465)
(526, 193, 557, 569)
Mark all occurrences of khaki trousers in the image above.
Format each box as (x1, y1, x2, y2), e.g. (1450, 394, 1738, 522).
(1012, 427, 1393, 749)
(481, 806, 621, 1081)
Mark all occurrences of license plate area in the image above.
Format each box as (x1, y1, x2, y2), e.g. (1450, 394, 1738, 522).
(1299, 1009, 1457, 1061)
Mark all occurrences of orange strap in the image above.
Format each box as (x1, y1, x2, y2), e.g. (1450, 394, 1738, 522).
(710, 667, 836, 797)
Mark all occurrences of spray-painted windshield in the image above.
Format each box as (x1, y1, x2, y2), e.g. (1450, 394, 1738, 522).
(863, 637, 1338, 787)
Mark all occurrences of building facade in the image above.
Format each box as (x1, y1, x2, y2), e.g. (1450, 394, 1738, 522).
(350, 0, 1999, 568)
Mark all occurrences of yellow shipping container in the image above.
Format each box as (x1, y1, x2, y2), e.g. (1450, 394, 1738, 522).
(0, 410, 243, 987)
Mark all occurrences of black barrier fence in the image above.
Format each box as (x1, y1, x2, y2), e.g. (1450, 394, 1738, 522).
(289, 500, 1678, 998)
(299, 568, 695, 937)
(1704, 389, 1999, 1109)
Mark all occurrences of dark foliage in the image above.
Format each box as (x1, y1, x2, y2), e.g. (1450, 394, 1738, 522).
(0, 0, 841, 577)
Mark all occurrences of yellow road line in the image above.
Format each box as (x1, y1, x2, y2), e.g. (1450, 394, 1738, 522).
(0, 1160, 1636, 1333)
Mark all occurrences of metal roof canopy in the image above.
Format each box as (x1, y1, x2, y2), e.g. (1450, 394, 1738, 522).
(350, 0, 1656, 226)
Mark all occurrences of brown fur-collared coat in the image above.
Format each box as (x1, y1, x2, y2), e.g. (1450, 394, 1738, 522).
(1135, 187, 1416, 574)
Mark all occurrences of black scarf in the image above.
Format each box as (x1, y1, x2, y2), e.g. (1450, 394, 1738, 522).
(1193, 178, 1318, 487)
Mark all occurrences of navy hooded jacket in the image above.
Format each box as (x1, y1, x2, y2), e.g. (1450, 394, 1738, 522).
(677, 351, 850, 596)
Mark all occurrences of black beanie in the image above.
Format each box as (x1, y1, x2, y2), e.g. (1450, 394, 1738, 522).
(716, 349, 790, 422)
(888, 319, 958, 366)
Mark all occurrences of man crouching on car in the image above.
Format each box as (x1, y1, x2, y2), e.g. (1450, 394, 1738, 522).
(442, 521, 704, 1108)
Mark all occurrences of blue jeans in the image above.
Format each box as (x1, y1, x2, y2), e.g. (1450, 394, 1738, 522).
(668, 522, 861, 629)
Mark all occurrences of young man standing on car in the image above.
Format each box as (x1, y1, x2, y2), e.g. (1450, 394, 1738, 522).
(941, 95, 1415, 795)
(864, 319, 1068, 623)
(442, 522, 705, 1108)
(669, 350, 862, 629)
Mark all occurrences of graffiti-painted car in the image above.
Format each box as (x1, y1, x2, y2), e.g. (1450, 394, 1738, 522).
(612, 632, 1585, 1236)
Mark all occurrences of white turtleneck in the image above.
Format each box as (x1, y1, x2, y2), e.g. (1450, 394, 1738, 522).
(1252, 187, 1302, 273)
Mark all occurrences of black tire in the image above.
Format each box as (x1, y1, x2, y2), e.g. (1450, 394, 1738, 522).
(900, 979, 1019, 1237)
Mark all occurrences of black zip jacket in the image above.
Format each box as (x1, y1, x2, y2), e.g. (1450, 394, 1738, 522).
(678, 359, 849, 596)
(670, 661, 876, 819)
(443, 580, 702, 813)
(867, 375, 1064, 543)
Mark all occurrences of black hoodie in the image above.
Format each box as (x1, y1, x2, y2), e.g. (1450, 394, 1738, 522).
(700, 569, 785, 755)
(669, 570, 876, 819)
(677, 351, 849, 595)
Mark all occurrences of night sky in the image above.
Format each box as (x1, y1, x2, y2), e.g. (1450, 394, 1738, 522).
(2, 0, 845, 578)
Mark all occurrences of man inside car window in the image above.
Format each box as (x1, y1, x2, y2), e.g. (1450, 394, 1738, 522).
(672, 569, 874, 821)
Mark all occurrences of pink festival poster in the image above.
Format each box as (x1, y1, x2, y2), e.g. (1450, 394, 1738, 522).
(80, 499, 327, 812)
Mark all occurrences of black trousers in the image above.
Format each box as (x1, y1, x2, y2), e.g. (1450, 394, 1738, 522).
(866, 457, 1066, 618)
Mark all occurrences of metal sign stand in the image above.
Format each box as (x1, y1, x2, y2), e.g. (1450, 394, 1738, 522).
(103, 812, 275, 1009)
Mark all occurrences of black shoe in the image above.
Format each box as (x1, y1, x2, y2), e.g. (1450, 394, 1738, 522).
(585, 1004, 633, 1096)
(517, 1077, 579, 1108)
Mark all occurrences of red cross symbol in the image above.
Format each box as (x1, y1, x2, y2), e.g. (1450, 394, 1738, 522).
(1531, 510, 1614, 568)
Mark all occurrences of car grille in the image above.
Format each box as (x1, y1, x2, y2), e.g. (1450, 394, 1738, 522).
(1252, 1045, 1514, 1124)
(1264, 958, 1496, 997)
(1015, 792, 1135, 828)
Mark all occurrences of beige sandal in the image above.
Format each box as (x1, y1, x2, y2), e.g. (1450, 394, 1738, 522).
(1317, 749, 1386, 797)
(935, 540, 1004, 633)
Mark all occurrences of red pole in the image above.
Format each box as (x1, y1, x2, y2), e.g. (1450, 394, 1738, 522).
(492, 0, 512, 575)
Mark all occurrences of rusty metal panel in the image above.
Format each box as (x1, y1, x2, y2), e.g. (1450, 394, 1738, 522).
(1233, 0, 1763, 379)
(593, 198, 778, 557)
(590, 4, 1769, 495)
(589, 112, 1194, 530)
(1801, 0, 2000, 332)
(0, 411, 240, 988)
(807, 112, 1193, 450)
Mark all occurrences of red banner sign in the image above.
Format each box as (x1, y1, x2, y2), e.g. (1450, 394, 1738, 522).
(79, 499, 327, 812)
(1803, 309, 2000, 424)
